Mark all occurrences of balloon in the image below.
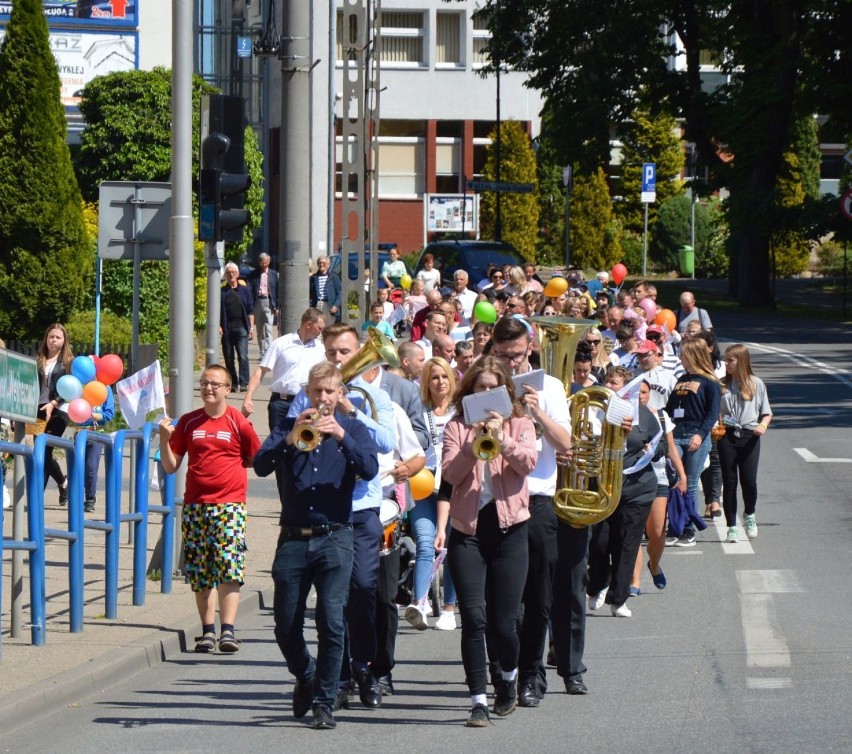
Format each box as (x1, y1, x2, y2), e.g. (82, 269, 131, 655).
(400, 274, 412, 291)
(409, 468, 435, 501)
(67, 398, 92, 424)
(611, 263, 628, 286)
(473, 300, 497, 324)
(543, 276, 568, 297)
(71, 355, 97, 384)
(655, 308, 677, 332)
(82, 380, 108, 407)
(639, 297, 657, 320)
(56, 374, 83, 402)
(96, 354, 124, 386)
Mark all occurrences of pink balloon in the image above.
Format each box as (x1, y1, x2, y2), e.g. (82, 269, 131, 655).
(67, 398, 93, 424)
(639, 297, 657, 321)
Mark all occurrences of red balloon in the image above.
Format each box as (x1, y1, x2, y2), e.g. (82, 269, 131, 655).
(96, 354, 124, 386)
(611, 263, 628, 286)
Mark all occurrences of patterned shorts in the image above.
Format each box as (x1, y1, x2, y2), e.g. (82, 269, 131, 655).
(181, 502, 247, 592)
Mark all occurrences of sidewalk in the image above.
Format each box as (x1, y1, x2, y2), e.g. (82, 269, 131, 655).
(0, 344, 280, 732)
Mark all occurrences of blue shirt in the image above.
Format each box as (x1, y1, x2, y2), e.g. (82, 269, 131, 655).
(253, 414, 379, 526)
(288, 377, 396, 511)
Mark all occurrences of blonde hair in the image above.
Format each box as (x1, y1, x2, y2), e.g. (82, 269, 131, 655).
(419, 357, 457, 410)
(680, 338, 720, 383)
(723, 343, 756, 400)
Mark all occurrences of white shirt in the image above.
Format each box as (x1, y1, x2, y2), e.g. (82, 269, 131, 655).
(415, 338, 433, 360)
(260, 330, 326, 395)
(380, 403, 426, 501)
(455, 287, 478, 320)
(526, 372, 572, 498)
(416, 268, 441, 292)
(641, 366, 678, 411)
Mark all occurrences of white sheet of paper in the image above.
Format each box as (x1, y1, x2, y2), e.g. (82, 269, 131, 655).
(511, 369, 545, 395)
(462, 386, 513, 425)
(605, 395, 633, 426)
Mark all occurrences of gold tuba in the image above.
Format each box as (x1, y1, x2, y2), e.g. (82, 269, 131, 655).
(527, 316, 626, 528)
(340, 327, 401, 420)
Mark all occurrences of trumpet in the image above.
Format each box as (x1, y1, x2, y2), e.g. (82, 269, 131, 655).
(296, 403, 329, 452)
(472, 429, 501, 461)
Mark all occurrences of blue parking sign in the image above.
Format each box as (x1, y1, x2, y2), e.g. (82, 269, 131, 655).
(641, 162, 656, 203)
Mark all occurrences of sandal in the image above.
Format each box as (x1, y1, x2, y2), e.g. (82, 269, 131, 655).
(194, 631, 217, 653)
(218, 629, 240, 653)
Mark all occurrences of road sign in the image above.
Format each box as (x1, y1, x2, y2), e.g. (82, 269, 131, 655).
(466, 180, 535, 194)
(237, 36, 252, 58)
(841, 189, 852, 221)
(97, 181, 172, 261)
(0, 349, 39, 423)
(641, 162, 656, 203)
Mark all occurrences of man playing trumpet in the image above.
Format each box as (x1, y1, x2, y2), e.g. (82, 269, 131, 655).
(254, 361, 379, 730)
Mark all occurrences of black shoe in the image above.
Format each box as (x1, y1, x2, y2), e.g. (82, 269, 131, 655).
(518, 683, 541, 708)
(353, 667, 382, 708)
(493, 679, 517, 717)
(565, 678, 588, 695)
(466, 703, 492, 727)
(84, 499, 95, 513)
(293, 673, 315, 719)
(58, 485, 68, 506)
(546, 643, 556, 667)
(332, 686, 349, 711)
(311, 704, 336, 730)
(377, 674, 395, 695)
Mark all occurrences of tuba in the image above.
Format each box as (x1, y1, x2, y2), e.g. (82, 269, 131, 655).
(527, 316, 625, 528)
(340, 327, 401, 419)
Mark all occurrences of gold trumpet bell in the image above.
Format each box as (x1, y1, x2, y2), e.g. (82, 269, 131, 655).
(340, 326, 401, 384)
(472, 429, 501, 461)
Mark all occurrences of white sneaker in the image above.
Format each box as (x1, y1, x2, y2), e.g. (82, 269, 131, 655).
(434, 610, 456, 631)
(588, 589, 607, 611)
(611, 603, 632, 618)
(726, 526, 739, 543)
(744, 515, 758, 539)
(404, 604, 429, 631)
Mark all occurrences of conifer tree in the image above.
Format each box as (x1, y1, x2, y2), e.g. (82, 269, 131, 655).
(570, 168, 621, 272)
(0, 0, 91, 339)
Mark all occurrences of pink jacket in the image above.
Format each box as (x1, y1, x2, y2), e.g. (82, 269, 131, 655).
(441, 414, 538, 535)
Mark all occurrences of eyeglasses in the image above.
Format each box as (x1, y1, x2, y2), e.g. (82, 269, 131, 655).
(508, 302, 525, 309)
(637, 351, 660, 358)
(586, 339, 601, 346)
(646, 333, 662, 340)
(492, 349, 527, 365)
(199, 379, 229, 389)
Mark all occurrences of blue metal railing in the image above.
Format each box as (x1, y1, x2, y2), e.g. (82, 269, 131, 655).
(0, 422, 176, 650)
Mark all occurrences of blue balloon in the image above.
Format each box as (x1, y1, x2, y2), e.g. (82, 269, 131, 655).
(71, 355, 97, 384)
(56, 374, 83, 402)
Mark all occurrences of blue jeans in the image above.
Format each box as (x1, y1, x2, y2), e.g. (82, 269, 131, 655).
(408, 493, 456, 607)
(673, 426, 711, 533)
(271, 527, 354, 709)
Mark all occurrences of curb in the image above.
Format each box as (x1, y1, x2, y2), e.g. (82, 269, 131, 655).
(0, 586, 273, 737)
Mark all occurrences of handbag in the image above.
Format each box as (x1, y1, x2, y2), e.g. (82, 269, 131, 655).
(710, 418, 726, 441)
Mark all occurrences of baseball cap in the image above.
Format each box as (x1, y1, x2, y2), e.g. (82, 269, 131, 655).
(646, 324, 665, 336)
(635, 339, 662, 355)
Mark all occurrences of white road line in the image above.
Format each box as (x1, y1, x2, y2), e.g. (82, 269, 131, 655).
(739, 593, 791, 668)
(736, 570, 803, 594)
(742, 341, 852, 390)
(714, 514, 755, 554)
(746, 677, 792, 690)
(794, 448, 852, 464)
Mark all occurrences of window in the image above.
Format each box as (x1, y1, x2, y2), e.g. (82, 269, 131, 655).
(472, 12, 491, 68)
(378, 138, 424, 196)
(380, 11, 425, 67)
(436, 138, 461, 193)
(436, 12, 463, 67)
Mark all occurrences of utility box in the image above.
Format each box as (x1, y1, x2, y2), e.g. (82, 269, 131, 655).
(679, 245, 695, 277)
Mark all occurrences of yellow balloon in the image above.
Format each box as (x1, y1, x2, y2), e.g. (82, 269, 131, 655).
(400, 274, 413, 290)
(409, 468, 435, 501)
(543, 276, 568, 297)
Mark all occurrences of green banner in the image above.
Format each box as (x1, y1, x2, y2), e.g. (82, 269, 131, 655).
(0, 349, 39, 423)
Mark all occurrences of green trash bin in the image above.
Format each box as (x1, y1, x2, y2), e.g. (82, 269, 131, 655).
(679, 245, 694, 277)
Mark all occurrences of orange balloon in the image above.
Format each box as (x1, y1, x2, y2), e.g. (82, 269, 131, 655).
(409, 468, 435, 501)
(654, 308, 677, 332)
(82, 380, 108, 407)
(543, 276, 568, 297)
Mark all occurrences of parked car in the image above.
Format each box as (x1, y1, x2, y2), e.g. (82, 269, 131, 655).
(329, 244, 408, 286)
(413, 240, 524, 291)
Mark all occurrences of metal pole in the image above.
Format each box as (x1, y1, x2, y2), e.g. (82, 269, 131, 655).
(278, 0, 312, 335)
(328, 0, 337, 260)
(94, 257, 102, 355)
(691, 191, 696, 280)
(205, 240, 222, 366)
(168, 0, 195, 570)
(495, 61, 501, 242)
(844, 240, 848, 320)
(10, 421, 25, 637)
(643, 203, 648, 277)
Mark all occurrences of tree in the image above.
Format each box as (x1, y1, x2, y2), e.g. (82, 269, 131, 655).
(485, 0, 852, 307)
(75, 68, 264, 258)
(616, 106, 685, 234)
(0, 0, 92, 339)
(479, 121, 539, 260)
(570, 168, 621, 272)
(770, 151, 810, 277)
(651, 194, 724, 275)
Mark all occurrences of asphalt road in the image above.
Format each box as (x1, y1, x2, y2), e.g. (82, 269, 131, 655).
(2, 312, 850, 753)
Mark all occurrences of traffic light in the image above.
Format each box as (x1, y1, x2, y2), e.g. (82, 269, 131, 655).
(198, 95, 251, 242)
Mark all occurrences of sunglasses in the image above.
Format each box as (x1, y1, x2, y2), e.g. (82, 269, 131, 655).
(647, 333, 662, 340)
(637, 351, 661, 358)
(586, 339, 601, 345)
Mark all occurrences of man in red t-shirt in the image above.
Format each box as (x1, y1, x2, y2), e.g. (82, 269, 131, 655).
(158, 364, 261, 654)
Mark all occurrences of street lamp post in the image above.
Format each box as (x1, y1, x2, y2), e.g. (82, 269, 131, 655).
(562, 165, 573, 270)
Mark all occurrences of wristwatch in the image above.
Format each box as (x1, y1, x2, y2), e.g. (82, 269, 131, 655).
(347, 408, 358, 419)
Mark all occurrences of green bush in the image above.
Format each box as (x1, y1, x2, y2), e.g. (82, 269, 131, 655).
(570, 168, 621, 271)
(65, 309, 132, 347)
(814, 240, 848, 277)
(619, 230, 646, 276)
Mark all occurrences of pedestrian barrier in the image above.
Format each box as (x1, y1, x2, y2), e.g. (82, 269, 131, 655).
(0, 422, 175, 651)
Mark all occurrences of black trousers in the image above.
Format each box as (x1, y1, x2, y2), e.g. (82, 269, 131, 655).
(718, 431, 761, 526)
(587, 503, 651, 608)
(38, 409, 68, 489)
(448, 504, 528, 697)
(372, 545, 401, 679)
(267, 396, 293, 433)
(551, 522, 590, 683)
(516, 495, 558, 693)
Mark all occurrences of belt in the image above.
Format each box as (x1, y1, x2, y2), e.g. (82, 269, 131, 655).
(258, 295, 268, 299)
(270, 392, 297, 401)
(280, 523, 352, 539)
